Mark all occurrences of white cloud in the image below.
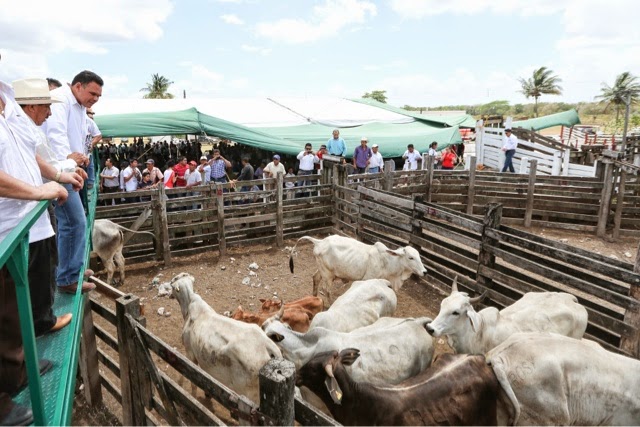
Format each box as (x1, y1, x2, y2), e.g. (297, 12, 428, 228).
(241, 44, 272, 56)
(389, 0, 565, 19)
(173, 62, 251, 97)
(256, 0, 377, 44)
(221, 14, 244, 25)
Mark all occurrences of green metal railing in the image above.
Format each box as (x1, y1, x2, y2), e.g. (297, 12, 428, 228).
(0, 155, 98, 425)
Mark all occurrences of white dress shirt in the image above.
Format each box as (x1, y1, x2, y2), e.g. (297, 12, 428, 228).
(123, 166, 140, 192)
(186, 169, 202, 187)
(0, 81, 54, 244)
(102, 166, 120, 188)
(296, 151, 319, 171)
(41, 84, 87, 161)
(22, 112, 78, 174)
(403, 150, 422, 170)
(369, 151, 384, 169)
(503, 133, 518, 151)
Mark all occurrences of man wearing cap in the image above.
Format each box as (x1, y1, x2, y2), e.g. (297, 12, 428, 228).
(42, 70, 103, 295)
(185, 160, 202, 188)
(352, 137, 372, 174)
(198, 155, 211, 184)
(209, 148, 231, 184)
(264, 154, 286, 179)
(369, 144, 384, 173)
(316, 144, 327, 171)
(327, 129, 346, 157)
(501, 128, 518, 173)
(144, 158, 163, 185)
(0, 77, 85, 425)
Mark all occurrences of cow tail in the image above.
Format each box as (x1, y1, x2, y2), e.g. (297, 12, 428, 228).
(288, 236, 317, 274)
(489, 357, 520, 426)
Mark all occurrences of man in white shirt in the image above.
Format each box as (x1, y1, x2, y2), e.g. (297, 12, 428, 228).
(198, 155, 211, 183)
(123, 158, 141, 201)
(402, 144, 422, 170)
(1, 79, 85, 423)
(185, 160, 202, 188)
(368, 144, 384, 173)
(297, 143, 319, 194)
(100, 158, 120, 205)
(263, 154, 286, 191)
(41, 70, 103, 293)
(501, 128, 518, 173)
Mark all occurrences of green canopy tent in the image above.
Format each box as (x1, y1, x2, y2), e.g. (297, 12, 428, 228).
(512, 109, 581, 131)
(95, 107, 462, 158)
(350, 98, 478, 128)
(95, 107, 301, 154)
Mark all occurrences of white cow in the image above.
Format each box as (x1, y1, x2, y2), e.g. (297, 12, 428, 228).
(487, 332, 640, 426)
(263, 313, 434, 385)
(309, 279, 397, 332)
(426, 278, 588, 354)
(91, 219, 154, 285)
(170, 273, 282, 404)
(289, 235, 427, 301)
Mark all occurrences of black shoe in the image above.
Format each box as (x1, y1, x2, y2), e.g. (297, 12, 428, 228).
(0, 403, 33, 426)
(11, 359, 53, 397)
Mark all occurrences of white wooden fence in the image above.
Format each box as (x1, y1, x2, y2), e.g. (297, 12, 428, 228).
(475, 122, 596, 177)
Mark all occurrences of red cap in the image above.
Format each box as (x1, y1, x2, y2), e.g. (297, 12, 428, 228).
(189, 160, 197, 166)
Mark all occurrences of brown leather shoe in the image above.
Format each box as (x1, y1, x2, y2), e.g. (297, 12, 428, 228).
(49, 313, 72, 333)
(59, 281, 96, 294)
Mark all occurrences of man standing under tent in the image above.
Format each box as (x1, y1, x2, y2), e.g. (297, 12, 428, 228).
(327, 129, 346, 157)
(209, 148, 232, 184)
(402, 144, 422, 170)
(198, 155, 211, 183)
(368, 143, 384, 173)
(353, 137, 372, 174)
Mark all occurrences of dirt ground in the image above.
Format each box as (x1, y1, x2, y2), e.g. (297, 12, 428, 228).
(73, 227, 640, 425)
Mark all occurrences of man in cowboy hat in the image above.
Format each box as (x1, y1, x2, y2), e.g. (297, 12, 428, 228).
(13, 78, 89, 335)
(42, 70, 104, 295)
(0, 76, 82, 425)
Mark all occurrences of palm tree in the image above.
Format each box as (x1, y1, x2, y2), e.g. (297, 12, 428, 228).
(595, 72, 640, 121)
(518, 67, 563, 117)
(140, 74, 175, 99)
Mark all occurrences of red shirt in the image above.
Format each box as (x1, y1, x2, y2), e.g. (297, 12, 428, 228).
(441, 151, 456, 169)
(174, 163, 188, 187)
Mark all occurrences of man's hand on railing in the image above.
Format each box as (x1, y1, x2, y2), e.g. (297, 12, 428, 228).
(59, 171, 84, 192)
(39, 181, 68, 204)
(67, 152, 89, 167)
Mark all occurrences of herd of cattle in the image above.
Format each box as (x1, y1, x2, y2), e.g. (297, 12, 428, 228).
(91, 224, 640, 425)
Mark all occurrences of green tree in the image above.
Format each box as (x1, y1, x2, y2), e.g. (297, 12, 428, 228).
(363, 90, 387, 103)
(518, 67, 563, 117)
(140, 74, 175, 99)
(478, 100, 510, 116)
(594, 71, 640, 121)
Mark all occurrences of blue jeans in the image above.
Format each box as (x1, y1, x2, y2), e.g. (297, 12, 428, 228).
(54, 185, 86, 286)
(502, 149, 516, 173)
(368, 166, 380, 173)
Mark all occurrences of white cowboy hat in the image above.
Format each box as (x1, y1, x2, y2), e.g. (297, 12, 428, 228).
(12, 78, 61, 105)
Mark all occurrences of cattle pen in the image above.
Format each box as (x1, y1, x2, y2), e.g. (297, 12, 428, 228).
(69, 154, 640, 425)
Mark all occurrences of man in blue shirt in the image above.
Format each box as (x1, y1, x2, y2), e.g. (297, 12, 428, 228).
(352, 137, 372, 174)
(327, 129, 346, 157)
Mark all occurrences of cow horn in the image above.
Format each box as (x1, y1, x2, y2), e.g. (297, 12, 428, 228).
(275, 303, 285, 320)
(469, 290, 488, 305)
(451, 276, 458, 293)
(324, 363, 335, 378)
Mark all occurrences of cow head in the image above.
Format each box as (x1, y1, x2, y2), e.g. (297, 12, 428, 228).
(426, 277, 487, 338)
(296, 348, 360, 405)
(381, 244, 428, 278)
(262, 304, 289, 343)
(231, 306, 261, 325)
(169, 273, 196, 319)
(260, 298, 282, 313)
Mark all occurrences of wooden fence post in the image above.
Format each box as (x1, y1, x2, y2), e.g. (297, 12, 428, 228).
(425, 156, 435, 203)
(476, 203, 503, 292)
(216, 184, 226, 255)
(353, 191, 362, 241)
(79, 297, 102, 406)
(612, 170, 627, 241)
(276, 172, 284, 247)
(258, 358, 296, 426)
(620, 242, 640, 358)
(524, 159, 537, 227)
(154, 185, 172, 267)
(466, 156, 477, 215)
(116, 294, 148, 426)
(383, 160, 394, 192)
(597, 160, 615, 238)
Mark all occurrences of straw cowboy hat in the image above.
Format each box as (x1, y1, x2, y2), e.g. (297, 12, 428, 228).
(12, 78, 61, 105)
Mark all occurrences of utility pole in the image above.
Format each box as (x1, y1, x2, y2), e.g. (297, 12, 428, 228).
(620, 92, 632, 158)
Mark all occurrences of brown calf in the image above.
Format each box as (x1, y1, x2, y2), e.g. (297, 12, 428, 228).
(259, 296, 323, 317)
(232, 305, 313, 333)
(297, 349, 499, 426)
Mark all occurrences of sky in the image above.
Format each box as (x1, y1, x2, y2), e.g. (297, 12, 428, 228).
(0, 0, 638, 110)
